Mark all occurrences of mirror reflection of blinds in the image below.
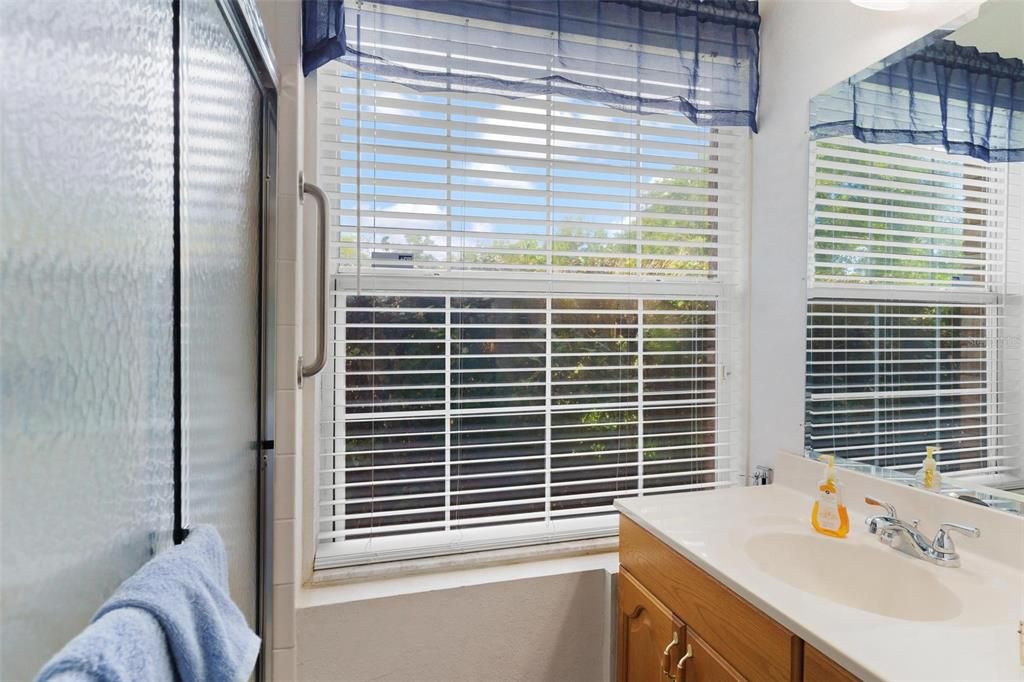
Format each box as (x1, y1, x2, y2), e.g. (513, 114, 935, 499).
(316, 59, 750, 569)
(806, 300, 1012, 473)
(805, 138, 1019, 480)
(809, 139, 1009, 290)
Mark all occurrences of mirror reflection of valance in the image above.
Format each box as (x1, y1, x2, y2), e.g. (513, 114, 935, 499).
(304, 0, 761, 131)
(811, 40, 1024, 163)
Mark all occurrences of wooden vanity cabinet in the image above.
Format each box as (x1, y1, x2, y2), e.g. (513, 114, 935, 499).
(618, 570, 684, 682)
(618, 516, 861, 682)
(682, 629, 745, 682)
(803, 646, 859, 682)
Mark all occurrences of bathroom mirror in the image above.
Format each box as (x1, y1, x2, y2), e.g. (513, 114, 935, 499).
(804, 0, 1024, 515)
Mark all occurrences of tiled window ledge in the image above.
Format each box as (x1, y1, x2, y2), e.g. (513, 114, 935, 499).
(298, 538, 618, 609)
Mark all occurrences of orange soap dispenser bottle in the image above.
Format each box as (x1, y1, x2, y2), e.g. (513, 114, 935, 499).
(811, 455, 849, 538)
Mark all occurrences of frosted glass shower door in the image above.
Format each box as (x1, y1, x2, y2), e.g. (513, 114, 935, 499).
(0, 2, 176, 678)
(2, 0, 277, 676)
(180, 0, 267, 626)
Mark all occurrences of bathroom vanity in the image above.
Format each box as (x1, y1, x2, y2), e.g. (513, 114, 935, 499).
(615, 454, 1024, 682)
(619, 515, 854, 681)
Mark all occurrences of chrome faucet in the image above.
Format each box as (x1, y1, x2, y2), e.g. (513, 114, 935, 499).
(864, 497, 980, 568)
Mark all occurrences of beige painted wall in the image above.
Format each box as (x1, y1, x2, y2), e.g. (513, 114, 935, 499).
(296, 570, 616, 682)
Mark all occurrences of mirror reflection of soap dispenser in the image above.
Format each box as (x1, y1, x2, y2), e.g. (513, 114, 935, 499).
(811, 455, 849, 538)
(915, 445, 942, 492)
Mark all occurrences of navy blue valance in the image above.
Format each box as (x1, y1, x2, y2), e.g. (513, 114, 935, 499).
(304, 0, 761, 131)
(811, 39, 1024, 163)
(302, 0, 346, 77)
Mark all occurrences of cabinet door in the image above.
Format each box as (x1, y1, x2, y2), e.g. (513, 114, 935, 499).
(678, 630, 745, 682)
(804, 645, 860, 682)
(620, 518, 795, 681)
(619, 568, 685, 682)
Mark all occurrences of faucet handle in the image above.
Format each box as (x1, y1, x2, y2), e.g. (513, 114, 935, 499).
(932, 523, 981, 554)
(864, 497, 897, 518)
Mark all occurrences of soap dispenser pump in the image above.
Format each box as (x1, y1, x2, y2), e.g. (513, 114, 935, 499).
(811, 455, 849, 538)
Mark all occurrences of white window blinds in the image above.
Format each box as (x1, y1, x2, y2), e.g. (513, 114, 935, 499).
(316, 55, 750, 568)
(318, 77, 749, 285)
(805, 139, 1021, 479)
(808, 140, 1011, 291)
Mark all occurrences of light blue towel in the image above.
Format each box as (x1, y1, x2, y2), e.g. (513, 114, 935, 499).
(34, 607, 176, 682)
(36, 525, 260, 682)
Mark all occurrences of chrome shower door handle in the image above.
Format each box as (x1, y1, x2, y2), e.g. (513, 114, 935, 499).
(298, 180, 329, 386)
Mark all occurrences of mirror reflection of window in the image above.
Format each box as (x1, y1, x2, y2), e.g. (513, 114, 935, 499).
(804, 0, 1024, 513)
(805, 138, 1020, 478)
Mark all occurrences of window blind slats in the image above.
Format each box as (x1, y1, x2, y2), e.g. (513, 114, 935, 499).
(321, 112, 749, 155)
(322, 161, 743, 196)
(809, 140, 1009, 292)
(813, 140, 1005, 178)
(805, 299, 1010, 474)
(320, 291, 740, 566)
(805, 138, 1019, 479)
(319, 67, 744, 285)
(317, 57, 748, 569)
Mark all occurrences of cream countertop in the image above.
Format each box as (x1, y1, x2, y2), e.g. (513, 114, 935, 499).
(614, 452, 1024, 682)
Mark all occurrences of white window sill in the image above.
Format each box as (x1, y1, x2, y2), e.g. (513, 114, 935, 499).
(297, 537, 619, 610)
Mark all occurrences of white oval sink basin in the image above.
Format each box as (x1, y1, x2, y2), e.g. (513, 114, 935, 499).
(745, 532, 962, 622)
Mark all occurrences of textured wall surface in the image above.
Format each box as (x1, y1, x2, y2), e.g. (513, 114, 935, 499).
(297, 570, 615, 682)
(0, 1, 175, 678)
(180, 0, 264, 626)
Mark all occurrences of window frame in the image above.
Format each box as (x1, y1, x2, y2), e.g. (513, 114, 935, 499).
(317, 281, 744, 569)
(312, 60, 752, 570)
